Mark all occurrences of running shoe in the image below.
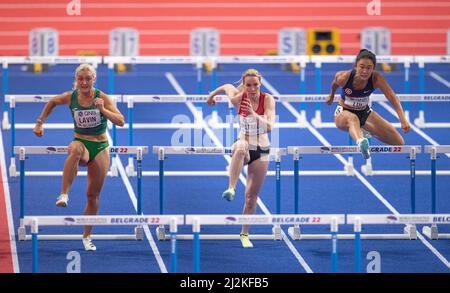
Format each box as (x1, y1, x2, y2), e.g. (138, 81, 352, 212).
(82, 236, 97, 251)
(240, 233, 253, 248)
(222, 188, 235, 201)
(55, 194, 69, 208)
(358, 138, 371, 159)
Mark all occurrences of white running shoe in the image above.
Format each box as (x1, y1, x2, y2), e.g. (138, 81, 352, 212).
(82, 237, 97, 251)
(55, 194, 68, 207)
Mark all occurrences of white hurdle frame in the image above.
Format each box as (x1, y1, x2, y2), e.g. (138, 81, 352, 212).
(5, 94, 122, 177)
(152, 146, 288, 241)
(15, 145, 148, 241)
(186, 214, 345, 273)
(422, 145, 450, 240)
(23, 215, 183, 273)
(287, 145, 422, 240)
(348, 214, 450, 272)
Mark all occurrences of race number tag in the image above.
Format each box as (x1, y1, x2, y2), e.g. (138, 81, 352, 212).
(239, 116, 267, 135)
(74, 109, 101, 128)
(344, 96, 369, 110)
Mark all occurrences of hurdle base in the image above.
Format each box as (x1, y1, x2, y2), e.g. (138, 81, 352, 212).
(9, 159, 17, 177)
(422, 225, 438, 240)
(156, 225, 166, 240)
(2, 111, 10, 130)
(135, 226, 144, 240)
(18, 226, 26, 241)
(126, 157, 135, 177)
(361, 163, 373, 176)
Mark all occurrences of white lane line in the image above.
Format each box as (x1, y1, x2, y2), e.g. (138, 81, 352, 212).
(0, 130, 20, 272)
(105, 131, 168, 273)
(430, 72, 450, 88)
(166, 72, 313, 273)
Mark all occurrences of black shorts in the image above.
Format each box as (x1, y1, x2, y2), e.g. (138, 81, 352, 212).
(335, 105, 372, 127)
(247, 145, 270, 166)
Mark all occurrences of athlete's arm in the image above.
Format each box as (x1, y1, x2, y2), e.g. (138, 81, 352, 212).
(373, 72, 410, 133)
(33, 91, 71, 137)
(96, 92, 125, 126)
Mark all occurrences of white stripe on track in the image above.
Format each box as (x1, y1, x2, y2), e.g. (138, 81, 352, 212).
(166, 72, 313, 273)
(105, 131, 168, 273)
(0, 131, 20, 272)
(429, 72, 450, 88)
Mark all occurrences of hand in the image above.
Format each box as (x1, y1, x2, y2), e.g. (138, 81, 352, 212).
(94, 98, 104, 112)
(33, 123, 43, 137)
(207, 93, 216, 106)
(400, 119, 411, 133)
(325, 94, 334, 105)
(240, 98, 255, 116)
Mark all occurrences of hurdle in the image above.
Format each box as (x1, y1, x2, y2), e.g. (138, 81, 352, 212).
(14, 145, 148, 241)
(287, 145, 421, 240)
(422, 145, 450, 240)
(186, 214, 344, 272)
(348, 214, 450, 273)
(23, 214, 183, 273)
(5, 94, 122, 177)
(152, 146, 287, 241)
(414, 55, 450, 128)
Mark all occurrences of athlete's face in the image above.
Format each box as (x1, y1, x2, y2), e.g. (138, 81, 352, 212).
(243, 76, 261, 99)
(76, 70, 96, 94)
(355, 58, 375, 80)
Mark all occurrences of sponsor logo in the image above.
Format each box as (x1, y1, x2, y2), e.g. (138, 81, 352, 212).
(320, 146, 331, 153)
(345, 88, 352, 95)
(64, 217, 76, 224)
(225, 216, 237, 223)
(152, 96, 161, 101)
(386, 215, 398, 223)
(34, 95, 43, 100)
(46, 147, 57, 153)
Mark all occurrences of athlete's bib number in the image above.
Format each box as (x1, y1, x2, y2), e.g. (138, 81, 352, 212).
(344, 96, 369, 110)
(239, 116, 267, 135)
(74, 109, 101, 128)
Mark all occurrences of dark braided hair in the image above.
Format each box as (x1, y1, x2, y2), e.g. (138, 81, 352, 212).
(356, 49, 376, 67)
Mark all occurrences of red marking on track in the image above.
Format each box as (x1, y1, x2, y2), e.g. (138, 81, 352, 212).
(0, 154, 13, 273)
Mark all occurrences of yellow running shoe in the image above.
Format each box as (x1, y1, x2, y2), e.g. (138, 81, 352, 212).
(222, 187, 235, 201)
(240, 233, 253, 248)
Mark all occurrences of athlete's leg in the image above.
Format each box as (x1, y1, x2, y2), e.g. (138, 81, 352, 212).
(363, 111, 405, 145)
(240, 156, 269, 247)
(57, 141, 89, 207)
(83, 148, 110, 240)
(223, 139, 249, 201)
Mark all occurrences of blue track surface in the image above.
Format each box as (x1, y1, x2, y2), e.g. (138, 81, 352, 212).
(1, 62, 449, 273)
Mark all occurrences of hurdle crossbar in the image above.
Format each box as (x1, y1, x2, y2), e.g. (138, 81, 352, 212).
(152, 146, 287, 218)
(186, 214, 344, 273)
(23, 214, 182, 273)
(422, 146, 450, 239)
(15, 146, 148, 241)
(348, 214, 450, 272)
(287, 145, 421, 240)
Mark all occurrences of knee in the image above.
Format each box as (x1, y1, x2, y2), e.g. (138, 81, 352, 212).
(395, 135, 405, 145)
(86, 193, 100, 206)
(68, 143, 84, 160)
(244, 194, 257, 209)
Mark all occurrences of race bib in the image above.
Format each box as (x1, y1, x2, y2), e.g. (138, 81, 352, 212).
(344, 96, 369, 110)
(239, 116, 267, 135)
(74, 109, 101, 128)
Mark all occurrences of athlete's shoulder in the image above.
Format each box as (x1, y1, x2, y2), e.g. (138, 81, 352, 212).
(335, 70, 352, 87)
